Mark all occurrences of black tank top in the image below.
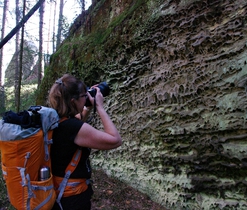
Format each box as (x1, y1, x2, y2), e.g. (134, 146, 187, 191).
(51, 118, 91, 179)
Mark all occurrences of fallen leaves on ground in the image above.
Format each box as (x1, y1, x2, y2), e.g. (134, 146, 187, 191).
(91, 169, 166, 210)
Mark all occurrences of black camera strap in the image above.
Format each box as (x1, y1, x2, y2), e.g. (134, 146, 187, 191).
(86, 97, 96, 124)
(93, 96, 96, 114)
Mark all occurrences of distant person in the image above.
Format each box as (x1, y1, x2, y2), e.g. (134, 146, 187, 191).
(48, 74, 122, 210)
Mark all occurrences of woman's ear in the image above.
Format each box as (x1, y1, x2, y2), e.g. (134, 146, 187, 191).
(70, 98, 78, 113)
(71, 98, 76, 106)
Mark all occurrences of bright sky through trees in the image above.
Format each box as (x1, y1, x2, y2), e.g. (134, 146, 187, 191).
(0, 0, 92, 84)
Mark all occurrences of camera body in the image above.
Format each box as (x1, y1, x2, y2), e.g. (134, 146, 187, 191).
(85, 82, 110, 106)
(28, 106, 42, 128)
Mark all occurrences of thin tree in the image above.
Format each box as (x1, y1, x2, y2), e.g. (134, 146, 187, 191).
(0, 0, 9, 86)
(77, 0, 85, 11)
(15, 0, 20, 108)
(52, 0, 57, 53)
(56, 0, 64, 49)
(16, 0, 26, 112)
(0, 0, 9, 114)
(38, 0, 45, 88)
(45, 0, 53, 66)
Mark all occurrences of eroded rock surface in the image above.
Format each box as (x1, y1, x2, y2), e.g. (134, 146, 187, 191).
(38, 0, 247, 209)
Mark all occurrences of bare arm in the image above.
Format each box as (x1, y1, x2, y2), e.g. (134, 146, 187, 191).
(74, 87, 122, 150)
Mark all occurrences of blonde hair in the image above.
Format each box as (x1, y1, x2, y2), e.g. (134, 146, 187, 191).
(48, 74, 87, 118)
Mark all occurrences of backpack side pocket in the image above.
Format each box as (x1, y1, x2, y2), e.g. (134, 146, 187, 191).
(30, 174, 56, 210)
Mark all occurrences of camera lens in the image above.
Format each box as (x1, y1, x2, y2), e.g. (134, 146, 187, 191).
(85, 82, 110, 106)
(97, 82, 110, 97)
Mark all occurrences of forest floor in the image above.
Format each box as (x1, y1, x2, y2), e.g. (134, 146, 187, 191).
(0, 169, 166, 210)
(91, 169, 166, 210)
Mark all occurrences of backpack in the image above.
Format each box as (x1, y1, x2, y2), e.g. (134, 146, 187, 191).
(0, 106, 87, 210)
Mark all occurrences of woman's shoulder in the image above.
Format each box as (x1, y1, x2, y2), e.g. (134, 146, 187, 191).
(62, 117, 82, 122)
(58, 117, 84, 130)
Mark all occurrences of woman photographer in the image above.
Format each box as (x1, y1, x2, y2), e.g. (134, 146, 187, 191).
(48, 74, 122, 210)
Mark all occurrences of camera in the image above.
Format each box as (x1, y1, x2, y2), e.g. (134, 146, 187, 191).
(85, 82, 110, 106)
(28, 106, 42, 128)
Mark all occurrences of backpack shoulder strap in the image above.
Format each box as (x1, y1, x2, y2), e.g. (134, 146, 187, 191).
(65, 148, 82, 174)
(55, 148, 82, 209)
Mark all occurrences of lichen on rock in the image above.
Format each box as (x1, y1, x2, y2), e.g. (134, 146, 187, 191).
(37, 0, 247, 209)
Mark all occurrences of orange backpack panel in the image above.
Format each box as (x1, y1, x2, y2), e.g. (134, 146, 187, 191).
(0, 107, 90, 210)
(0, 129, 56, 210)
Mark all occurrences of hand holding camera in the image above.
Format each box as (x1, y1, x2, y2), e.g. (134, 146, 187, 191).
(85, 82, 110, 107)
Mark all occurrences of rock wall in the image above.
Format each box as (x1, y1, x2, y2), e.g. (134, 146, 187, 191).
(4, 41, 39, 86)
(38, 0, 247, 209)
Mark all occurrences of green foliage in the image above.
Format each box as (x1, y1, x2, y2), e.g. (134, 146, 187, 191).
(89, 0, 145, 46)
(92, 0, 106, 11)
(61, 15, 71, 39)
(5, 84, 39, 111)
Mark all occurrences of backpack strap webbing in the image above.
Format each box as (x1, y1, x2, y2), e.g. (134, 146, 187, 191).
(55, 148, 83, 210)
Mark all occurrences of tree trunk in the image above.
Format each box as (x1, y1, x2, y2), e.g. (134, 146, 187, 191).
(0, 0, 9, 86)
(16, 0, 26, 112)
(52, 0, 57, 53)
(15, 0, 20, 108)
(0, 0, 9, 114)
(56, 0, 64, 49)
(44, 0, 53, 67)
(77, 0, 85, 11)
(38, 0, 45, 88)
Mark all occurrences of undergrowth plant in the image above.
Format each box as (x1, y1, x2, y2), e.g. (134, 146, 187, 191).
(4, 84, 38, 112)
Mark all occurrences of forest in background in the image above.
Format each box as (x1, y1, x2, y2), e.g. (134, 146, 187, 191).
(0, 0, 91, 114)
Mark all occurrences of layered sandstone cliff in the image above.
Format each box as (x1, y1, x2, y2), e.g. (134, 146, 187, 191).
(38, 0, 247, 209)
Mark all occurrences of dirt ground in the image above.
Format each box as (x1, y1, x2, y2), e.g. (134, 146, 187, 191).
(91, 170, 166, 210)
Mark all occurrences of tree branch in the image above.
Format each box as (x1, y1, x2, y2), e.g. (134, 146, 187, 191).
(0, 0, 45, 49)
